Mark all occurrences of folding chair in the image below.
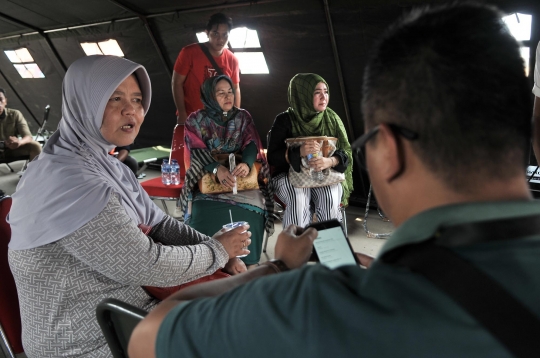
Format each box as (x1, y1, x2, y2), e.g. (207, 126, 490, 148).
(141, 124, 184, 215)
(0, 194, 24, 358)
(96, 298, 147, 358)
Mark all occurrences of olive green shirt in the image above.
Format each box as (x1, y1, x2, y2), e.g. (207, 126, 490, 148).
(0, 108, 32, 141)
(156, 200, 540, 358)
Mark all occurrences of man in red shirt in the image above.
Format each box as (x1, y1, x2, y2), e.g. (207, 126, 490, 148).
(172, 13, 241, 125)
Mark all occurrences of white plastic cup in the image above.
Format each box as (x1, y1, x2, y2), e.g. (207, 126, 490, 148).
(222, 221, 249, 258)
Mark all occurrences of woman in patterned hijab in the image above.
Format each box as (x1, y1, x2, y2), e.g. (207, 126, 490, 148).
(178, 75, 274, 267)
(267, 73, 353, 227)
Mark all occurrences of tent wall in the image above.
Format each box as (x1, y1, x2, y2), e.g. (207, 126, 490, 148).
(0, 0, 539, 203)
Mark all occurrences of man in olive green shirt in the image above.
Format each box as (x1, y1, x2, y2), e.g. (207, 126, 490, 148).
(0, 88, 41, 161)
(130, 4, 540, 358)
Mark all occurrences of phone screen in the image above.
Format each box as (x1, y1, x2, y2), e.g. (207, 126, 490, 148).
(313, 226, 357, 269)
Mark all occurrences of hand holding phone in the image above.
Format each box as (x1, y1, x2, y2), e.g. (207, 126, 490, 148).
(307, 219, 360, 269)
(274, 225, 318, 269)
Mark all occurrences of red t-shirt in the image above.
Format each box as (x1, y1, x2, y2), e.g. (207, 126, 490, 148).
(174, 43, 240, 115)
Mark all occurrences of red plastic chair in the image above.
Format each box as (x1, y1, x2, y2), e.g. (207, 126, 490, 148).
(140, 124, 184, 216)
(0, 194, 24, 356)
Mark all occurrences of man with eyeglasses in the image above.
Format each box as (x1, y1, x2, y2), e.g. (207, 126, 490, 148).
(130, 4, 540, 357)
(172, 13, 241, 125)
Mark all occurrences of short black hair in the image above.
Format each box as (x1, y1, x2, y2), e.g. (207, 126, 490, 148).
(0, 88, 6, 96)
(206, 13, 233, 32)
(362, 2, 531, 191)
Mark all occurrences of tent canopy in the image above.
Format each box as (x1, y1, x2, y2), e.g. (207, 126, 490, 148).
(0, 0, 538, 202)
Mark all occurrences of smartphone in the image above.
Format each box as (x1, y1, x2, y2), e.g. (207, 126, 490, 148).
(307, 219, 360, 269)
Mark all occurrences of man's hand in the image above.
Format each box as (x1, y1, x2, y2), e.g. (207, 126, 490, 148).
(274, 225, 318, 269)
(223, 257, 247, 275)
(212, 224, 251, 258)
(355, 252, 375, 268)
(172, 72, 188, 125)
(176, 112, 187, 125)
(5, 136, 20, 150)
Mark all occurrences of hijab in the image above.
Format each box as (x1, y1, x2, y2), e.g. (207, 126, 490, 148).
(8, 55, 164, 250)
(200, 75, 237, 123)
(286, 73, 354, 206)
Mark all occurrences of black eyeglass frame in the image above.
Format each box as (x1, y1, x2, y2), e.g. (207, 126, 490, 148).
(352, 123, 419, 171)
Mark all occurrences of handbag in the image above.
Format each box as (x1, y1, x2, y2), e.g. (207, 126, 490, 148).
(285, 136, 345, 188)
(198, 153, 261, 194)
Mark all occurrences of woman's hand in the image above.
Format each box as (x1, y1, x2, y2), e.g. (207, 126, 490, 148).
(223, 257, 247, 275)
(231, 163, 250, 178)
(300, 140, 321, 157)
(308, 156, 334, 171)
(216, 165, 236, 188)
(212, 224, 252, 258)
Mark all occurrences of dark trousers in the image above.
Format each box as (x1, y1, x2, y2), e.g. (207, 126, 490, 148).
(122, 155, 138, 175)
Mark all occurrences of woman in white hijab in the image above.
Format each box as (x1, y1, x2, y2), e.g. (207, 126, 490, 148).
(7, 55, 249, 357)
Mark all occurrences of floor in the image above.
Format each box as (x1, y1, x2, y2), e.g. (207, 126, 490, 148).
(0, 160, 395, 261)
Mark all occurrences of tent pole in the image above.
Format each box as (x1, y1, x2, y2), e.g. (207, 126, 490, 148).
(0, 0, 288, 41)
(322, 0, 355, 139)
(0, 12, 67, 73)
(107, 0, 172, 78)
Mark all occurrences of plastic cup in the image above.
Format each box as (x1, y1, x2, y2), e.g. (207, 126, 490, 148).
(223, 221, 249, 258)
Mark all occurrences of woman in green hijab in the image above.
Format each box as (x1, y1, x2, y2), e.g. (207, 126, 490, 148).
(267, 73, 353, 227)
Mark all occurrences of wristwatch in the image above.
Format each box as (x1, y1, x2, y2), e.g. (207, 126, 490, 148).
(212, 164, 220, 175)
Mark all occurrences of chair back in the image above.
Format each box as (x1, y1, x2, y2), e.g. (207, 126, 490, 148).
(169, 124, 186, 178)
(96, 298, 147, 358)
(0, 195, 24, 355)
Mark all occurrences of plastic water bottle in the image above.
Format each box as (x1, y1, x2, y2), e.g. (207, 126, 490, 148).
(170, 159, 181, 185)
(307, 153, 324, 181)
(161, 159, 171, 185)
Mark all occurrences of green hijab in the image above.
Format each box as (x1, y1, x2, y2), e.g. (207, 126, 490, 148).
(286, 73, 353, 206)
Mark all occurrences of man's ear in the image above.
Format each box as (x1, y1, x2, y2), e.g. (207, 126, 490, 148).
(376, 124, 402, 182)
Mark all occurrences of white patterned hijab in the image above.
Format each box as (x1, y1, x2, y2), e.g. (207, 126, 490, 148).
(8, 55, 165, 250)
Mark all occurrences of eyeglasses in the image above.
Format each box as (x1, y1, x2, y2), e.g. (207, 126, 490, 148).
(352, 123, 419, 171)
(209, 31, 229, 40)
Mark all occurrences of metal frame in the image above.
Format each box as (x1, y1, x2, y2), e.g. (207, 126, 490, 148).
(0, 323, 16, 358)
(148, 195, 178, 216)
(363, 185, 392, 239)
